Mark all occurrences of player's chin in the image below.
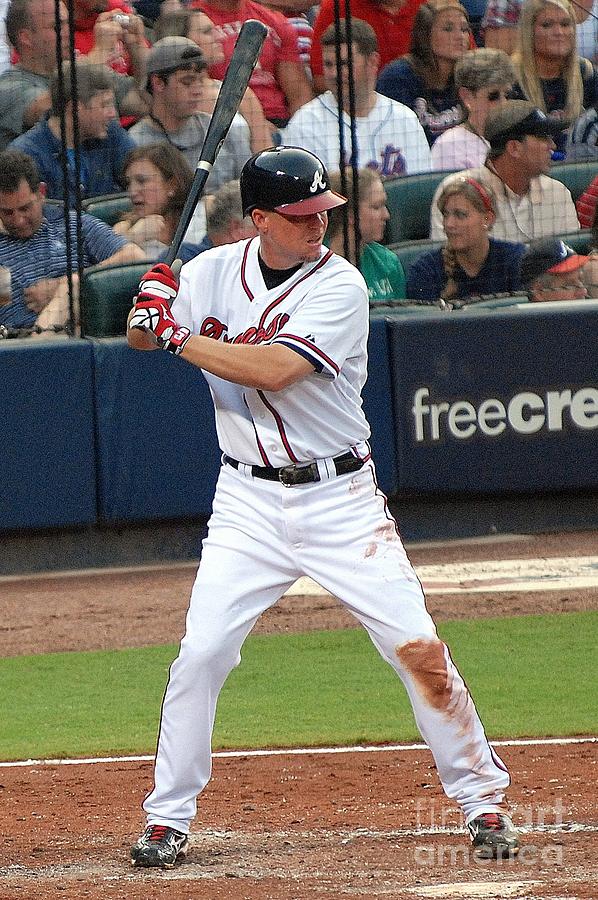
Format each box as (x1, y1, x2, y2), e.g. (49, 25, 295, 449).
(302, 249, 322, 262)
(304, 239, 323, 259)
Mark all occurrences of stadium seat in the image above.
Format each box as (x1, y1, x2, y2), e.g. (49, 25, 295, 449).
(390, 238, 444, 273)
(384, 162, 598, 246)
(80, 261, 149, 337)
(556, 229, 592, 253)
(81, 193, 132, 226)
(369, 303, 445, 319)
(550, 160, 598, 201)
(384, 172, 456, 243)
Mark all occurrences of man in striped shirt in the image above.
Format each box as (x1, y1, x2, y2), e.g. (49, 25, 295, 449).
(0, 149, 144, 330)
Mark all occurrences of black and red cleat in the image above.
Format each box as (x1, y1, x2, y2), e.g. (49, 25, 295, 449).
(468, 812, 520, 859)
(130, 824, 189, 868)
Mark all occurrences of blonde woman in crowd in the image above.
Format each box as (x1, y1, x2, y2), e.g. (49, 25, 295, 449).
(431, 48, 515, 171)
(376, 0, 472, 146)
(327, 167, 407, 303)
(407, 177, 525, 301)
(511, 0, 598, 157)
(154, 8, 273, 151)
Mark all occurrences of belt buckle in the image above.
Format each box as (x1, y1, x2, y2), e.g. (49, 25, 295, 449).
(278, 463, 320, 486)
(278, 464, 297, 487)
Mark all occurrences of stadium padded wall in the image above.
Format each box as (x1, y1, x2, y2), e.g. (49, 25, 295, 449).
(2, 303, 598, 534)
(0, 338, 97, 530)
(388, 302, 598, 494)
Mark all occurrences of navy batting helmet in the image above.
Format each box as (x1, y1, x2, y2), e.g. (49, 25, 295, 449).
(240, 146, 347, 217)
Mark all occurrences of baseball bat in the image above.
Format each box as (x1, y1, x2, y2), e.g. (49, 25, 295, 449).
(164, 19, 268, 268)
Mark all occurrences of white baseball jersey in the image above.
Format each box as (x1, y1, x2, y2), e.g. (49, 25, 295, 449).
(281, 92, 432, 177)
(174, 237, 371, 466)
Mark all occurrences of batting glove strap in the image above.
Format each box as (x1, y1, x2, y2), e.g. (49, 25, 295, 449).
(161, 325, 192, 356)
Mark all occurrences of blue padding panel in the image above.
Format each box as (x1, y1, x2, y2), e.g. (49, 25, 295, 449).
(92, 338, 220, 522)
(0, 338, 96, 530)
(364, 314, 397, 495)
(388, 302, 598, 495)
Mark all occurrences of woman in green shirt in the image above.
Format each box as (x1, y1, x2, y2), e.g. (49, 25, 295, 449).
(327, 168, 406, 303)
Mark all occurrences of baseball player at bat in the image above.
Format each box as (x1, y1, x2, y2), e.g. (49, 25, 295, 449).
(127, 146, 520, 869)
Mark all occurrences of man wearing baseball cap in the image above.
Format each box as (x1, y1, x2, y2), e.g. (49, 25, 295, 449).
(129, 36, 251, 187)
(519, 238, 590, 302)
(431, 100, 580, 242)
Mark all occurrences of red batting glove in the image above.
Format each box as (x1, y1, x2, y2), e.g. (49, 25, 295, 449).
(136, 263, 179, 304)
(129, 263, 191, 356)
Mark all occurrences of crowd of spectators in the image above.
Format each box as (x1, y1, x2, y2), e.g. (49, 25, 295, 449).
(1, 0, 598, 332)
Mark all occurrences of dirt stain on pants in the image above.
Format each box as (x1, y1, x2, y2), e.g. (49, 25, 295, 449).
(396, 638, 452, 711)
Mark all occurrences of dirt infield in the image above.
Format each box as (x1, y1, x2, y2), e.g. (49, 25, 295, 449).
(1, 530, 597, 899)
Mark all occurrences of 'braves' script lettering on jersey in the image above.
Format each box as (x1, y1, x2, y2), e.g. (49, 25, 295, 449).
(200, 313, 290, 345)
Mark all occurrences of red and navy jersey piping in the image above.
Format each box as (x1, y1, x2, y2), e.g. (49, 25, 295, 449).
(275, 333, 340, 376)
(256, 390, 299, 463)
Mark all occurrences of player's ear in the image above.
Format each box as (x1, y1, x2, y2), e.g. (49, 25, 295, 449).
(251, 208, 268, 231)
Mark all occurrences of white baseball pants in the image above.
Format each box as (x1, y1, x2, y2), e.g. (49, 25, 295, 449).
(143, 461, 510, 832)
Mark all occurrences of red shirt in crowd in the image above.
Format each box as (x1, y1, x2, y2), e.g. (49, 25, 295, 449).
(74, 0, 136, 76)
(310, 0, 426, 80)
(576, 175, 598, 228)
(191, 0, 303, 122)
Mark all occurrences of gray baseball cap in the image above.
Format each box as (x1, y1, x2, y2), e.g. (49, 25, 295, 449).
(147, 37, 206, 78)
(484, 100, 562, 150)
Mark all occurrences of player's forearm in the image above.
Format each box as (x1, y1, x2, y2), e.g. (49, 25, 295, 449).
(180, 336, 311, 391)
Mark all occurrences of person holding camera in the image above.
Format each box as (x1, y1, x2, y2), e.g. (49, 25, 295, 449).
(72, 0, 150, 104)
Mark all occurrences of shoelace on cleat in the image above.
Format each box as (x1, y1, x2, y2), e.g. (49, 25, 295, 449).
(148, 825, 169, 842)
(478, 813, 505, 830)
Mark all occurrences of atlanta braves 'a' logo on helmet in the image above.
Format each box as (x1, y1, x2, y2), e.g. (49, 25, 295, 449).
(310, 170, 327, 193)
(240, 146, 346, 217)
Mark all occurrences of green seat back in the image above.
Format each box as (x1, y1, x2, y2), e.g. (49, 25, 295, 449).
(389, 238, 444, 273)
(550, 161, 598, 201)
(556, 229, 592, 253)
(81, 193, 132, 226)
(384, 171, 457, 243)
(80, 261, 149, 337)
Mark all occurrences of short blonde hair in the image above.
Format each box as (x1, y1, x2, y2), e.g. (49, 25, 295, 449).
(454, 48, 515, 92)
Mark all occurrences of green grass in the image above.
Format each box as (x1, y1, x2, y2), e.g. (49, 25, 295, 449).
(1, 611, 596, 761)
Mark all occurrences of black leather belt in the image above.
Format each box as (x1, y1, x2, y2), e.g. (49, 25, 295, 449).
(223, 451, 365, 486)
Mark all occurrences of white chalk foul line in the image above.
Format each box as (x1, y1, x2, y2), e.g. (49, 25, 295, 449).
(0, 736, 595, 768)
